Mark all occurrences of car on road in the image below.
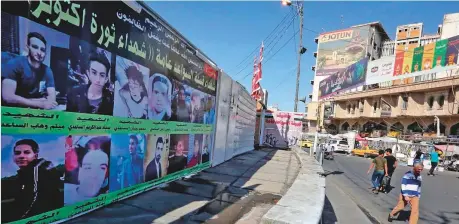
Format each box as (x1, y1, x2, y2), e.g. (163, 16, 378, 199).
(325, 139, 349, 153)
(300, 139, 314, 148)
(351, 146, 378, 158)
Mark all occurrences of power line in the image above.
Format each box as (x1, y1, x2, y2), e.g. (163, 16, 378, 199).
(229, 11, 293, 74)
(232, 14, 298, 78)
(239, 29, 301, 82)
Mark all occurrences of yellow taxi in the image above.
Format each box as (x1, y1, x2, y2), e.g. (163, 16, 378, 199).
(352, 145, 379, 158)
(299, 139, 314, 148)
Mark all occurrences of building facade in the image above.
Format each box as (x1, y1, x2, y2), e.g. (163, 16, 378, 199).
(307, 12, 459, 137)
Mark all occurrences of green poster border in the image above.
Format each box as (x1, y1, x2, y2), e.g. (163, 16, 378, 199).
(1, 107, 212, 135)
(9, 162, 211, 224)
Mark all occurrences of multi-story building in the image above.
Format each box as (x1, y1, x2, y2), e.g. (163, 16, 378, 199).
(307, 22, 390, 132)
(307, 12, 459, 137)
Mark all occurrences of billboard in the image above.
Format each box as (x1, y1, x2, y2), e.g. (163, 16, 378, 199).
(446, 35, 459, 66)
(433, 39, 448, 68)
(319, 58, 368, 99)
(316, 26, 370, 76)
(262, 111, 304, 148)
(365, 56, 395, 85)
(1, 1, 218, 224)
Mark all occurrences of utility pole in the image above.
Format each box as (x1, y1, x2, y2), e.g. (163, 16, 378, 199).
(282, 0, 305, 112)
(294, 4, 304, 112)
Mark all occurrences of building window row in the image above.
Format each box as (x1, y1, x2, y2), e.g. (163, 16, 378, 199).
(427, 95, 445, 110)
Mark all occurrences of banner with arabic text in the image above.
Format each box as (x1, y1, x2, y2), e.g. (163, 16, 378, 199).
(1, 1, 217, 223)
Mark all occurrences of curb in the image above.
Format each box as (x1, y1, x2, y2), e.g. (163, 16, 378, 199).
(261, 147, 326, 224)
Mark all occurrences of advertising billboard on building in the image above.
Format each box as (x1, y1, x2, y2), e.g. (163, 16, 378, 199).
(319, 58, 368, 99)
(433, 39, 448, 67)
(261, 111, 304, 148)
(446, 35, 459, 66)
(422, 42, 435, 70)
(393, 52, 404, 76)
(412, 46, 424, 72)
(365, 56, 395, 85)
(1, 1, 218, 223)
(316, 26, 370, 76)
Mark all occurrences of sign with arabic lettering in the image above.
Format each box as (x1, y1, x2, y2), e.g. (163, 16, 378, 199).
(1, 1, 217, 224)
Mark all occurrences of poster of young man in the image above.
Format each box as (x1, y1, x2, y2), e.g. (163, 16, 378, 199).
(144, 134, 170, 181)
(109, 134, 146, 192)
(113, 56, 150, 119)
(203, 95, 216, 125)
(167, 135, 189, 175)
(64, 135, 111, 205)
(1, 14, 70, 111)
(66, 41, 115, 116)
(1, 134, 65, 223)
(148, 73, 172, 121)
(187, 134, 202, 168)
(201, 134, 212, 164)
(170, 79, 192, 122)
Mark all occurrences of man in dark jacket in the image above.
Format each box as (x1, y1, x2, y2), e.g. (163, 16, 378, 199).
(8, 139, 63, 221)
(66, 51, 113, 115)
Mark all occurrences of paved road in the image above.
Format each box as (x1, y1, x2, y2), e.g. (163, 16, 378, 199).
(322, 154, 459, 224)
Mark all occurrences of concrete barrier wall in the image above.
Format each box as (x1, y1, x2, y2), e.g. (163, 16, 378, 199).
(262, 147, 326, 224)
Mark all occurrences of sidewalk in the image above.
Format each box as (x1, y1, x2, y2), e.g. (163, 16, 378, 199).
(66, 148, 300, 224)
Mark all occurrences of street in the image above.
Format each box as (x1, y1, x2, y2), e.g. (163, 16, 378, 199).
(322, 153, 459, 224)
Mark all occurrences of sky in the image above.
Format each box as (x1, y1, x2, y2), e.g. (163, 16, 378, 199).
(146, 1, 458, 111)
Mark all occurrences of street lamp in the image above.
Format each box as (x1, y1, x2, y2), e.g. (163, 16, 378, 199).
(281, 0, 305, 112)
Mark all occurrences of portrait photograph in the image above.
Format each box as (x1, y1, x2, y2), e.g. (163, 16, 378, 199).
(187, 134, 202, 168)
(1, 134, 65, 222)
(113, 56, 150, 119)
(1, 14, 70, 111)
(167, 134, 189, 175)
(64, 135, 111, 205)
(201, 134, 212, 164)
(66, 37, 115, 116)
(144, 134, 170, 182)
(109, 134, 146, 192)
(148, 73, 172, 121)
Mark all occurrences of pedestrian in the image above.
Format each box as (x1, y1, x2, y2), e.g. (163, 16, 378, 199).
(367, 149, 388, 194)
(380, 148, 397, 193)
(414, 149, 423, 164)
(428, 148, 439, 176)
(388, 162, 423, 224)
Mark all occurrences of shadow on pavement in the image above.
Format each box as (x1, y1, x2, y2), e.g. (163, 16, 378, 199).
(65, 148, 296, 224)
(319, 170, 344, 177)
(321, 196, 338, 224)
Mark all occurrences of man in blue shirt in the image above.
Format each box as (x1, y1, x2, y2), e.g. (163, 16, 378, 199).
(428, 148, 440, 176)
(388, 162, 423, 224)
(2, 32, 57, 109)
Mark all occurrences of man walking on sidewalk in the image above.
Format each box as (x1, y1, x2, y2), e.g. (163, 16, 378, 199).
(388, 162, 423, 224)
(367, 150, 388, 194)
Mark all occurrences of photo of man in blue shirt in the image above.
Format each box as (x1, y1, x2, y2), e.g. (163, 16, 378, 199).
(2, 32, 57, 109)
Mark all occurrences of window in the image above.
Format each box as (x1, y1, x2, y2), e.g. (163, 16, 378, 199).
(360, 99, 364, 112)
(427, 96, 434, 110)
(373, 102, 378, 113)
(402, 96, 408, 110)
(352, 104, 356, 114)
(438, 95, 445, 109)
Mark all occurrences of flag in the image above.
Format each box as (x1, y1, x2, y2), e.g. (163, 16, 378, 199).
(252, 42, 264, 100)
